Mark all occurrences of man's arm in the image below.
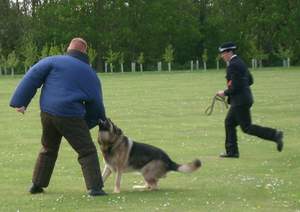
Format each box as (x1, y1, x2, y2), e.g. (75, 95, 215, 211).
(9, 58, 52, 112)
(223, 64, 245, 96)
(84, 75, 106, 129)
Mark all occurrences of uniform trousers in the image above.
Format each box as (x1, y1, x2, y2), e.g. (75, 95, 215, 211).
(225, 104, 277, 155)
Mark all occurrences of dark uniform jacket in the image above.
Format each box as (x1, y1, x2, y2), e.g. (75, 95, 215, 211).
(224, 55, 254, 107)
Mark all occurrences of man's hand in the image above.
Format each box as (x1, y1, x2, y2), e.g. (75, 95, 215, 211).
(16, 106, 26, 114)
(216, 90, 225, 97)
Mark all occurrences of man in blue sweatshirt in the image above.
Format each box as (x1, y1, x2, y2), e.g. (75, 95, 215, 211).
(10, 38, 107, 196)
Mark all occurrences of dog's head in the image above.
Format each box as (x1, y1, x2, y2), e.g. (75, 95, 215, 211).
(98, 118, 123, 149)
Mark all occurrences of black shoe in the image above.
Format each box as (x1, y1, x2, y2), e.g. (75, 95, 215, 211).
(88, 189, 107, 196)
(219, 152, 239, 158)
(275, 131, 284, 152)
(29, 183, 44, 194)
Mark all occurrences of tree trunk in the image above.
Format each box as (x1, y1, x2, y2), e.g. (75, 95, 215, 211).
(131, 62, 136, 72)
(216, 60, 219, 70)
(196, 60, 199, 70)
(110, 63, 113, 72)
(157, 62, 162, 71)
(140, 64, 143, 72)
(120, 63, 124, 72)
(203, 61, 207, 71)
(258, 60, 262, 68)
(105, 63, 108, 73)
(190, 60, 194, 71)
(168, 62, 171, 72)
(11, 67, 14, 76)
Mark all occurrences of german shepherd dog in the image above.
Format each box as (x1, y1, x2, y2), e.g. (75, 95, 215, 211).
(97, 119, 201, 193)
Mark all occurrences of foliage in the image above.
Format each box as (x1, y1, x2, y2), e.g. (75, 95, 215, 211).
(119, 52, 125, 64)
(104, 48, 120, 64)
(137, 52, 144, 64)
(40, 43, 49, 59)
(20, 35, 38, 68)
(48, 44, 62, 56)
(275, 45, 293, 59)
(202, 49, 208, 62)
(163, 44, 174, 63)
(0, 54, 7, 69)
(6, 51, 19, 68)
(1, 0, 300, 70)
(87, 45, 97, 66)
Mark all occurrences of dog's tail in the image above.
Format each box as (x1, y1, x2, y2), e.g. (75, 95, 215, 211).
(169, 159, 201, 173)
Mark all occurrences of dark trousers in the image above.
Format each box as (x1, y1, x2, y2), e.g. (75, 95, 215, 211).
(32, 112, 103, 190)
(225, 105, 277, 155)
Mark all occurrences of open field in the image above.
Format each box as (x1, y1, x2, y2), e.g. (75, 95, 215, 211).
(0, 68, 299, 212)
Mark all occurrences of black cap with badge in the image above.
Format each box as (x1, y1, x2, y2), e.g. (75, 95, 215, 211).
(218, 42, 237, 53)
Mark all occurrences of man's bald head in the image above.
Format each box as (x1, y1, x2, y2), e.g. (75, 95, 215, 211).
(67, 38, 88, 53)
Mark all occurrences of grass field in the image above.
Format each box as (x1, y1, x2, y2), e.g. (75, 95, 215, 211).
(0, 68, 300, 212)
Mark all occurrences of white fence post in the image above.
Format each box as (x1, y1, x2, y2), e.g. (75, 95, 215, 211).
(131, 62, 136, 72)
(105, 63, 108, 73)
(157, 61, 162, 71)
(168, 62, 171, 72)
(120, 63, 124, 72)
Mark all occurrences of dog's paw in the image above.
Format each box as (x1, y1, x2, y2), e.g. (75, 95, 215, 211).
(133, 185, 147, 189)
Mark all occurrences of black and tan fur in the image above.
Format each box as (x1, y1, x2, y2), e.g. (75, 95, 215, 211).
(97, 119, 201, 193)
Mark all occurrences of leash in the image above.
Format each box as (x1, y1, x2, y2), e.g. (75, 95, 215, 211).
(205, 95, 228, 116)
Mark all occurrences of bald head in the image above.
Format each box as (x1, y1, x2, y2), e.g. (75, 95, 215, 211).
(67, 38, 88, 53)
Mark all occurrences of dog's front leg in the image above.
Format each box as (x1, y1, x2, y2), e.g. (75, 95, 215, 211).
(114, 169, 122, 193)
(102, 164, 112, 182)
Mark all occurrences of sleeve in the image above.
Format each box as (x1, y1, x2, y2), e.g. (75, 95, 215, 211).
(84, 74, 106, 129)
(224, 63, 244, 96)
(9, 58, 52, 108)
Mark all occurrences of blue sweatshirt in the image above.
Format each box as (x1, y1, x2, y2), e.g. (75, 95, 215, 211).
(10, 50, 106, 129)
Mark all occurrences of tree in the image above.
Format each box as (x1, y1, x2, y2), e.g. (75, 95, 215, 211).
(275, 45, 293, 67)
(137, 52, 144, 72)
(216, 54, 221, 70)
(104, 48, 119, 73)
(7, 51, 19, 76)
(40, 43, 49, 59)
(21, 35, 38, 72)
(0, 54, 7, 75)
(119, 52, 125, 73)
(202, 49, 208, 71)
(88, 45, 97, 68)
(48, 44, 61, 56)
(163, 44, 174, 72)
(248, 40, 268, 68)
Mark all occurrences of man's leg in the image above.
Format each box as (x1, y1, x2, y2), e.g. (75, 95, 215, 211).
(55, 117, 105, 195)
(236, 106, 283, 151)
(31, 112, 62, 193)
(222, 106, 239, 157)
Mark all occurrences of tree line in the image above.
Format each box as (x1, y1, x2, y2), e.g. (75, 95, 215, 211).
(0, 0, 299, 73)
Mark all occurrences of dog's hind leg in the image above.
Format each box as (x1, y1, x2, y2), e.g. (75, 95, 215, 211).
(114, 169, 122, 193)
(102, 164, 112, 182)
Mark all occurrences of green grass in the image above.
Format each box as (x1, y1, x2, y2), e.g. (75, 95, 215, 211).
(0, 68, 300, 212)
